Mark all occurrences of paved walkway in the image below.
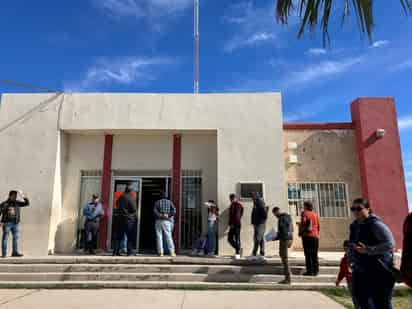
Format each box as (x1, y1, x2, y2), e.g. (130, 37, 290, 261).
(0, 290, 344, 309)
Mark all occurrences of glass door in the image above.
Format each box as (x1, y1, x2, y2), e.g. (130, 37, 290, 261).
(108, 177, 141, 251)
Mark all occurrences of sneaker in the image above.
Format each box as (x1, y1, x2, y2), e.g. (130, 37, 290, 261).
(278, 279, 291, 285)
(159, 253, 164, 257)
(171, 253, 176, 257)
(11, 253, 23, 258)
(234, 254, 241, 260)
(1, 255, 6, 258)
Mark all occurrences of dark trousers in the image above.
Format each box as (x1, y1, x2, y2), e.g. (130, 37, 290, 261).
(252, 224, 265, 256)
(114, 219, 137, 255)
(84, 221, 99, 252)
(228, 225, 241, 254)
(302, 236, 319, 275)
(352, 268, 395, 309)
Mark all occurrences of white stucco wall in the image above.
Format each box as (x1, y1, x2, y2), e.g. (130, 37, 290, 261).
(0, 93, 285, 256)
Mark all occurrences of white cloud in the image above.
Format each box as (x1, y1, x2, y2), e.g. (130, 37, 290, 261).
(224, 31, 276, 52)
(65, 56, 169, 91)
(222, 1, 281, 52)
(305, 48, 327, 56)
(371, 40, 390, 49)
(91, 0, 193, 29)
(390, 59, 412, 72)
(282, 56, 364, 88)
(398, 115, 412, 131)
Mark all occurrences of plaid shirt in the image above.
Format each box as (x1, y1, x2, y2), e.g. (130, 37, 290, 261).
(154, 198, 176, 221)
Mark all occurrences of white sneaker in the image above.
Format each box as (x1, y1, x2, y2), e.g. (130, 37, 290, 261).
(234, 254, 241, 260)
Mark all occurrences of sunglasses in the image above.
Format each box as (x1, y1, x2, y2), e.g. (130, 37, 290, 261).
(350, 206, 365, 212)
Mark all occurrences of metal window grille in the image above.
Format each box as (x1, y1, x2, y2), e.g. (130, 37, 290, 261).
(288, 182, 349, 218)
(180, 170, 202, 250)
(76, 173, 102, 248)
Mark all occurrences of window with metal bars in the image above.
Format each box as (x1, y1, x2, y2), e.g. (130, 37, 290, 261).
(180, 171, 202, 250)
(288, 182, 349, 218)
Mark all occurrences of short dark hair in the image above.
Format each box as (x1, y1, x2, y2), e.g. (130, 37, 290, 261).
(9, 190, 17, 197)
(92, 194, 99, 200)
(272, 207, 280, 214)
(343, 240, 350, 248)
(303, 201, 314, 211)
(229, 193, 236, 200)
(352, 198, 370, 208)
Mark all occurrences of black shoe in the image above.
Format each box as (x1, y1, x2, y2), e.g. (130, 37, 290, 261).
(11, 253, 23, 257)
(278, 279, 291, 285)
(1, 255, 6, 258)
(89, 250, 96, 255)
(302, 271, 313, 276)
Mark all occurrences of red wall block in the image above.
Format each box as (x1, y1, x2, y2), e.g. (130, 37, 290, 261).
(351, 98, 408, 247)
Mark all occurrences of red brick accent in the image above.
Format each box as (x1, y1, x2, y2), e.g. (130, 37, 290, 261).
(283, 122, 354, 130)
(351, 98, 408, 247)
(99, 134, 113, 250)
(172, 134, 182, 251)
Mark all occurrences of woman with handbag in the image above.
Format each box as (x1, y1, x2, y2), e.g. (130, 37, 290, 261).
(349, 198, 396, 309)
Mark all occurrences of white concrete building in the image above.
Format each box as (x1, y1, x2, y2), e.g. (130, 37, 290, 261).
(0, 93, 408, 256)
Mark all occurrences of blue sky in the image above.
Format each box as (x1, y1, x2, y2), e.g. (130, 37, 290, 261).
(1, 0, 412, 207)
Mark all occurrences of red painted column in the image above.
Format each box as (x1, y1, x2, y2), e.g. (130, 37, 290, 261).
(351, 98, 408, 247)
(172, 134, 182, 252)
(99, 134, 113, 250)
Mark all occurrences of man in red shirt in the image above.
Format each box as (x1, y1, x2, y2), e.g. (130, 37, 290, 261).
(298, 201, 320, 276)
(228, 193, 244, 259)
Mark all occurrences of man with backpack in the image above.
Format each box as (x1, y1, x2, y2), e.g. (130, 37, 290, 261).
(272, 207, 294, 284)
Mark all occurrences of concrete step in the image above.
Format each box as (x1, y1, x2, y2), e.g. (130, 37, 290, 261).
(0, 272, 336, 283)
(0, 280, 340, 290)
(0, 256, 341, 267)
(0, 264, 339, 275)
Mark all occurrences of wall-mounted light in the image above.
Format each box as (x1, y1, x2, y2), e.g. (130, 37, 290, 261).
(376, 129, 385, 139)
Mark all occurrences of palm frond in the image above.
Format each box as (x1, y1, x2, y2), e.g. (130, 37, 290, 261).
(276, 0, 412, 46)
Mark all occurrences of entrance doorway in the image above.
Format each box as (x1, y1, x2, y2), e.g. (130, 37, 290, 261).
(139, 178, 171, 253)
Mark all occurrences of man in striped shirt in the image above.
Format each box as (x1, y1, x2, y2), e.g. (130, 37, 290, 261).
(154, 192, 176, 257)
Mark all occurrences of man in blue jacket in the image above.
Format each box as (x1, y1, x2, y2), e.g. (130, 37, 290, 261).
(83, 194, 104, 255)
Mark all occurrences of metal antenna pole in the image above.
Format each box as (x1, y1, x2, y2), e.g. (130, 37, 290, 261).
(194, 0, 199, 94)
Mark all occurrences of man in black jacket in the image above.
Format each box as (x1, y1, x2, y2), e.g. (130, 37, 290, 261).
(0, 190, 30, 258)
(115, 186, 138, 256)
(251, 192, 268, 257)
(272, 207, 294, 284)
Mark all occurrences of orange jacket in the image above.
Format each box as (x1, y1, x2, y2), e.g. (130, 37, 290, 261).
(300, 210, 320, 238)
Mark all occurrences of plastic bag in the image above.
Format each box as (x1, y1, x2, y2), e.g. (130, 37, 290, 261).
(265, 228, 277, 242)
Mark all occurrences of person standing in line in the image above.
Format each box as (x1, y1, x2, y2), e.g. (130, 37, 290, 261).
(298, 201, 320, 276)
(205, 200, 219, 256)
(0, 190, 30, 258)
(272, 207, 294, 284)
(251, 192, 268, 258)
(116, 186, 138, 256)
(349, 198, 395, 309)
(228, 193, 244, 259)
(401, 211, 412, 288)
(83, 194, 104, 255)
(154, 192, 176, 257)
(336, 240, 359, 308)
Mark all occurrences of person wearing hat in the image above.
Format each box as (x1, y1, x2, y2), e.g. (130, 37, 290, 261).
(83, 194, 104, 255)
(0, 190, 30, 258)
(205, 200, 219, 256)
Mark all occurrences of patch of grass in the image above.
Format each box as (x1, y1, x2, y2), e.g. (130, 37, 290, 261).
(322, 288, 412, 309)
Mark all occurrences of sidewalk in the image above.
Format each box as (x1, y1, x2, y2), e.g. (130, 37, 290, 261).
(0, 290, 345, 309)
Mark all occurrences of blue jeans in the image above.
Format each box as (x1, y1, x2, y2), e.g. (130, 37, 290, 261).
(207, 221, 217, 254)
(2, 222, 19, 256)
(155, 220, 175, 255)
